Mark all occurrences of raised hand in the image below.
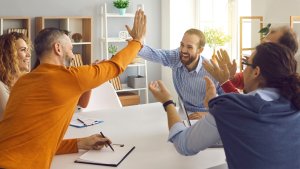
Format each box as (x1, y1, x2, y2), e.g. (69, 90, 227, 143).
(203, 76, 217, 108)
(149, 80, 173, 103)
(125, 9, 147, 43)
(203, 58, 229, 84)
(216, 49, 237, 79)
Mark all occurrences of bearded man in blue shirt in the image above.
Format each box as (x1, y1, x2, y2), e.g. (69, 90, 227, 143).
(138, 28, 223, 119)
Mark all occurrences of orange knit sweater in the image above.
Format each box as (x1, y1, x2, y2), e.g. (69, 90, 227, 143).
(0, 41, 141, 169)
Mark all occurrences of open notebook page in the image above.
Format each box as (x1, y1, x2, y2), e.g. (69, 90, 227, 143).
(75, 145, 135, 166)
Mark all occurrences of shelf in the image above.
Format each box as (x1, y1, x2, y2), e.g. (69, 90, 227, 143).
(36, 16, 93, 65)
(102, 37, 127, 43)
(116, 84, 147, 92)
(105, 13, 135, 18)
(0, 17, 31, 38)
(101, 3, 148, 104)
(72, 42, 92, 45)
(128, 63, 146, 67)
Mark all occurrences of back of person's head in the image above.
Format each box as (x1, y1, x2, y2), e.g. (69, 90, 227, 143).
(33, 28, 69, 69)
(34, 27, 69, 58)
(184, 28, 206, 48)
(278, 26, 299, 54)
(253, 42, 300, 109)
(0, 32, 29, 88)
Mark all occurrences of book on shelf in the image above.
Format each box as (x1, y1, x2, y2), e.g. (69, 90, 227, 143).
(109, 76, 122, 90)
(7, 28, 28, 37)
(70, 53, 83, 67)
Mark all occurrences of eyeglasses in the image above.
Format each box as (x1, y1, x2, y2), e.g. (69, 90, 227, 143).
(241, 61, 255, 68)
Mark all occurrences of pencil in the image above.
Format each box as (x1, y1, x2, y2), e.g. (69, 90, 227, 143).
(77, 118, 87, 126)
(100, 132, 115, 152)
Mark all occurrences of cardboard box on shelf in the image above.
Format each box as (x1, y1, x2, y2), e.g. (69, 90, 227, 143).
(118, 92, 140, 106)
(127, 75, 146, 88)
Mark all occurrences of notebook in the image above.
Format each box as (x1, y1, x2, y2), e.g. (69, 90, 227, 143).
(75, 144, 135, 167)
(178, 97, 223, 148)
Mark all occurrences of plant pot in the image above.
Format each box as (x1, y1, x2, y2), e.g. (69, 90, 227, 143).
(119, 8, 126, 15)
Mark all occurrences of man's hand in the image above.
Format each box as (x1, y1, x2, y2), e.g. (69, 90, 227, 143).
(203, 76, 217, 108)
(216, 49, 237, 79)
(77, 134, 111, 150)
(149, 80, 173, 103)
(203, 59, 229, 84)
(203, 49, 236, 84)
(125, 9, 147, 43)
(188, 112, 208, 120)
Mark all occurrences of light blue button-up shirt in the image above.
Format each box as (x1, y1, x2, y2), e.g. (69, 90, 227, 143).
(139, 45, 223, 112)
(168, 88, 280, 156)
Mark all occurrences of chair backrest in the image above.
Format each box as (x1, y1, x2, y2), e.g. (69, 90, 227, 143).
(82, 82, 122, 112)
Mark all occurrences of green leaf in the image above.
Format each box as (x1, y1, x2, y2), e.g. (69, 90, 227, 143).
(108, 44, 118, 55)
(113, 0, 129, 9)
(203, 28, 231, 49)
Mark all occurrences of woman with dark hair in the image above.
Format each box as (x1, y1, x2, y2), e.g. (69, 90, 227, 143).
(149, 42, 300, 169)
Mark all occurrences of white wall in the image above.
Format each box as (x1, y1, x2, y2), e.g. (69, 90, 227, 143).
(161, 0, 197, 102)
(251, 0, 300, 72)
(0, 0, 161, 102)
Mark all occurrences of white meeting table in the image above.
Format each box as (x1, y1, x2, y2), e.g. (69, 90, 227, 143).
(51, 103, 226, 169)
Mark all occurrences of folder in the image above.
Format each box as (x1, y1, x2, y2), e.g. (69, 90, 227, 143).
(69, 115, 103, 128)
(75, 145, 135, 167)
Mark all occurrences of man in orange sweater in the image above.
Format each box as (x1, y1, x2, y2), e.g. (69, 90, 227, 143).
(0, 9, 146, 169)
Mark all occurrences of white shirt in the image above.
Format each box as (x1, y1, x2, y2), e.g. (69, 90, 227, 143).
(0, 81, 10, 120)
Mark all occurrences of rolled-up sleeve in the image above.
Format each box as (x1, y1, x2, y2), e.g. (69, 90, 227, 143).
(168, 113, 221, 156)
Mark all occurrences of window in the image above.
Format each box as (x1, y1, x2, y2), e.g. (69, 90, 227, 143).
(196, 0, 251, 65)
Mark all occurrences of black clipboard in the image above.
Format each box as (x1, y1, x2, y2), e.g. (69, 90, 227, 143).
(74, 145, 135, 167)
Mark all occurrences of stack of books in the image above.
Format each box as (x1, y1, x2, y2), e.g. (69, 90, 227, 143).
(109, 77, 122, 90)
(7, 28, 28, 37)
(70, 54, 83, 67)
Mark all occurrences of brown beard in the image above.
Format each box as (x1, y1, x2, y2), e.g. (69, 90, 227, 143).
(180, 52, 194, 66)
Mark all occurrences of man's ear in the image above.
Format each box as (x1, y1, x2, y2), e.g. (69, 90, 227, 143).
(253, 66, 261, 78)
(53, 43, 62, 55)
(197, 47, 204, 55)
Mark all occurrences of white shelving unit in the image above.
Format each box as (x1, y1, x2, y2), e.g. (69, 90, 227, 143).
(101, 3, 148, 104)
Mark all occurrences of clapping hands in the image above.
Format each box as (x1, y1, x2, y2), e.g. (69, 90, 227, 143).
(203, 49, 237, 84)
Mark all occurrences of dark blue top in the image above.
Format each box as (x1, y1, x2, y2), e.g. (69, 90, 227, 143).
(209, 93, 300, 169)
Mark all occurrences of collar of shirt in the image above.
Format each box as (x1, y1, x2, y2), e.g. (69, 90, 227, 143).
(181, 55, 203, 74)
(247, 88, 280, 101)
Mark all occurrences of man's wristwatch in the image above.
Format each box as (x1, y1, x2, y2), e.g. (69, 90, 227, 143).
(163, 100, 176, 111)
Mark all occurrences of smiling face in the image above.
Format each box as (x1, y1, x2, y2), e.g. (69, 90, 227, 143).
(179, 33, 203, 70)
(15, 38, 31, 72)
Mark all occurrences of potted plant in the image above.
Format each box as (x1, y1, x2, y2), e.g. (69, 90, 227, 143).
(113, 0, 130, 15)
(71, 33, 82, 43)
(204, 28, 231, 61)
(108, 44, 118, 56)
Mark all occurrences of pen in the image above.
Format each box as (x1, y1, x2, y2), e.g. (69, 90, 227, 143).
(77, 118, 87, 126)
(112, 143, 124, 147)
(100, 132, 115, 152)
